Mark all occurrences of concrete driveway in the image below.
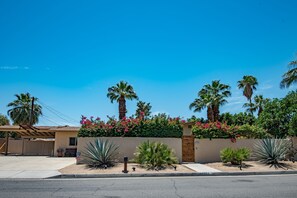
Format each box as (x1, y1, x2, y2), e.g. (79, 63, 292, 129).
(0, 156, 75, 179)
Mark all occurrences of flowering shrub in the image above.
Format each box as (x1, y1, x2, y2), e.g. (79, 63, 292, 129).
(192, 121, 269, 141)
(78, 115, 183, 138)
(192, 122, 239, 141)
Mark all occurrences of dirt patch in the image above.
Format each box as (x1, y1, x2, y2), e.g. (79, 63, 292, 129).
(205, 161, 297, 172)
(59, 163, 194, 174)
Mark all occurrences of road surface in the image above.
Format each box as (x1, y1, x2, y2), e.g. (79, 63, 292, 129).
(0, 175, 297, 197)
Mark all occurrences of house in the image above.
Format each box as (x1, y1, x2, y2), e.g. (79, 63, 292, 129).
(0, 125, 79, 157)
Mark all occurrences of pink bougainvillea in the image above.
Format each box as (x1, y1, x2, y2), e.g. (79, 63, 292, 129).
(192, 121, 239, 142)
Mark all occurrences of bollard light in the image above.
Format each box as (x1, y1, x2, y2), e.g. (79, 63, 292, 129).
(173, 166, 177, 171)
(239, 163, 242, 171)
(122, 156, 129, 173)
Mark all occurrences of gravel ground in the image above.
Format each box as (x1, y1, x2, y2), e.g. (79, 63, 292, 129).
(59, 163, 194, 174)
(205, 160, 297, 172)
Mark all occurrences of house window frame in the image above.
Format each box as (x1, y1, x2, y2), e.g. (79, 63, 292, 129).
(69, 137, 77, 146)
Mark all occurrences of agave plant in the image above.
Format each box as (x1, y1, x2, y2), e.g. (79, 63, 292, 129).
(82, 139, 119, 168)
(254, 139, 290, 168)
(134, 141, 177, 170)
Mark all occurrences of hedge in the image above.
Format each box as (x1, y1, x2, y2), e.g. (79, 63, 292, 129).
(78, 116, 183, 138)
(192, 122, 270, 141)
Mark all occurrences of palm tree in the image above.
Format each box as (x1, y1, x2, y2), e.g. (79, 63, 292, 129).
(107, 81, 139, 120)
(190, 80, 231, 122)
(243, 102, 256, 115)
(280, 58, 297, 89)
(189, 93, 214, 121)
(243, 95, 269, 116)
(254, 95, 270, 116)
(135, 101, 152, 119)
(7, 93, 42, 125)
(237, 75, 258, 104)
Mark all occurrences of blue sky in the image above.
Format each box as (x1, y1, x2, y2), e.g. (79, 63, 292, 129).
(0, 0, 297, 126)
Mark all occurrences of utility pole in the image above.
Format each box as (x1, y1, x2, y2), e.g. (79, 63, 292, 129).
(29, 97, 35, 126)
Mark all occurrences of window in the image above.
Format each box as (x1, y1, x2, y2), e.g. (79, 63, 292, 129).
(69, 137, 77, 146)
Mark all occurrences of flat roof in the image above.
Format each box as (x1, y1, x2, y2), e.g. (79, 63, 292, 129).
(0, 125, 79, 138)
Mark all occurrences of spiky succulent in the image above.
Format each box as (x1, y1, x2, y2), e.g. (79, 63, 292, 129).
(254, 139, 290, 168)
(134, 141, 178, 170)
(82, 139, 119, 168)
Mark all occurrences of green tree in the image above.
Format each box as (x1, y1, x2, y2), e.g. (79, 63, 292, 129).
(258, 90, 297, 138)
(135, 101, 152, 119)
(0, 114, 10, 138)
(280, 58, 297, 89)
(190, 80, 231, 122)
(233, 112, 256, 125)
(7, 93, 42, 125)
(0, 114, 9, 125)
(187, 115, 206, 123)
(107, 81, 139, 120)
(219, 112, 256, 125)
(238, 75, 258, 105)
(219, 112, 234, 125)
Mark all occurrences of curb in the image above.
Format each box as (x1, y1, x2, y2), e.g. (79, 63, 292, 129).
(49, 170, 297, 179)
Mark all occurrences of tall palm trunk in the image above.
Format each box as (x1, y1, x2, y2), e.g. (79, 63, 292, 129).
(249, 99, 254, 116)
(207, 106, 214, 122)
(213, 105, 220, 121)
(119, 96, 126, 120)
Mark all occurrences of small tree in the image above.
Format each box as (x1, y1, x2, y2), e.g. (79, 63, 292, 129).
(0, 114, 10, 138)
(258, 90, 297, 138)
(135, 101, 152, 119)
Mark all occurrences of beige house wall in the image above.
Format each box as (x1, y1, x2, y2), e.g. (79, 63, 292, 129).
(77, 137, 182, 163)
(54, 132, 78, 156)
(194, 139, 260, 163)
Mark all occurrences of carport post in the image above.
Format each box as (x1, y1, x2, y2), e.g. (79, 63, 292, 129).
(22, 138, 24, 155)
(4, 132, 9, 156)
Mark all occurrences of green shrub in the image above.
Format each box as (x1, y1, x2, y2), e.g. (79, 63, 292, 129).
(237, 124, 271, 139)
(220, 147, 250, 165)
(82, 139, 119, 168)
(134, 141, 178, 170)
(254, 139, 290, 168)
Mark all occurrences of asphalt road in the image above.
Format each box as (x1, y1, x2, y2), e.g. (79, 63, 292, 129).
(0, 175, 297, 198)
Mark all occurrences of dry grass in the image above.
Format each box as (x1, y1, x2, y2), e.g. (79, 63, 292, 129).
(59, 163, 194, 174)
(205, 161, 297, 172)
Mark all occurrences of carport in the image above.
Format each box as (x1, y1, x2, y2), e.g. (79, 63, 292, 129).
(0, 125, 79, 156)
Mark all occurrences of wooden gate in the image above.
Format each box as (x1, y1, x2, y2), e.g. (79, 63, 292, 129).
(182, 135, 195, 162)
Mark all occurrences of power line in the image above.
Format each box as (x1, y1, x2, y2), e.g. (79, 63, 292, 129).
(40, 115, 64, 126)
(36, 100, 79, 125)
(37, 100, 79, 123)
